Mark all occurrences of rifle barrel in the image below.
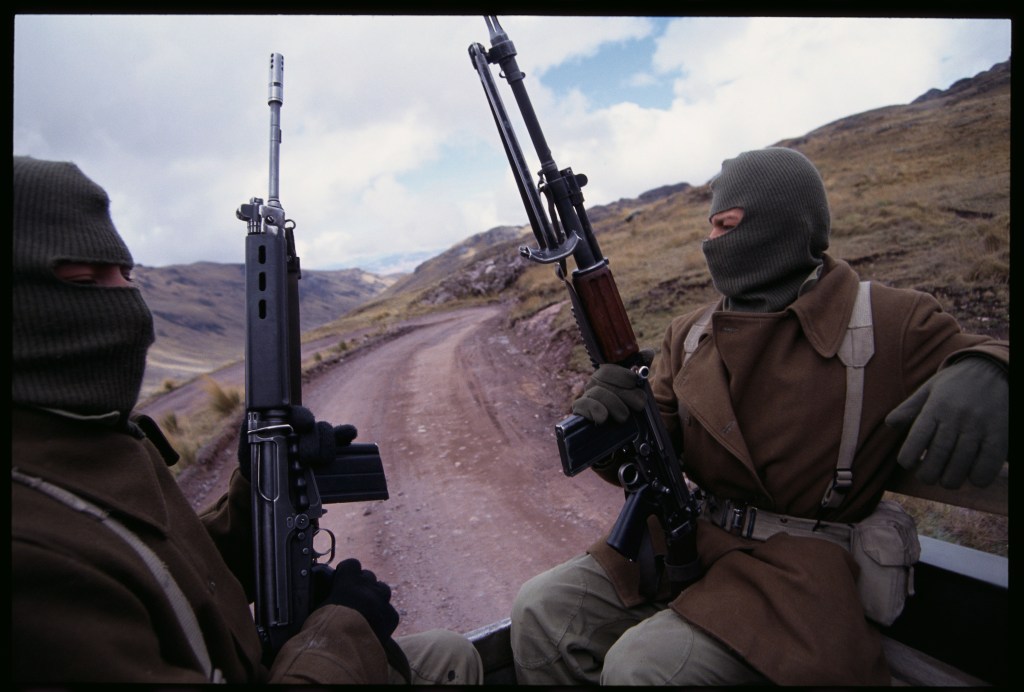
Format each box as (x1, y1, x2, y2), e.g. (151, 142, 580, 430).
(268, 53, 284, 206)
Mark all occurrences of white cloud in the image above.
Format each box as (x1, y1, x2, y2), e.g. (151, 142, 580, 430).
(511, 16, 1012, 208)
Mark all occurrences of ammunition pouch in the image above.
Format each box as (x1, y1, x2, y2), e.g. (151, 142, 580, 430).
(849, 499, 920, 626)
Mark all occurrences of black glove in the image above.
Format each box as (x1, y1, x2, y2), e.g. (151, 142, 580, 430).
(236, 405, 358, 482)
(571, 350, 655, 425)
(313, 558, 399, 644)
(310, 560, 411, 682)
(311, 562, 336, 607)
(309, 560, 409, 679)
(885, 357, 1008, 488)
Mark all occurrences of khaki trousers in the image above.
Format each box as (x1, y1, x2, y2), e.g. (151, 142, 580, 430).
(510, 553, 767, 685)
(390, 629, 484, 685)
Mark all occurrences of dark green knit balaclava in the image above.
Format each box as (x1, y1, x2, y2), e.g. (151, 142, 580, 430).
(702, 147, 831, 312)
(13, 156, 155, 419)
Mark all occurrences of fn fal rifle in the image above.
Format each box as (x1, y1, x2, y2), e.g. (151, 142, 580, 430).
(236, 53, 389, 660)
(469, 17, 702, 597)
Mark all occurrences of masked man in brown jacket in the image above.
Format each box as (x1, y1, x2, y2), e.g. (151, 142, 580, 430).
(11, 156, 483, 685)
(509, 147, 1008, 686)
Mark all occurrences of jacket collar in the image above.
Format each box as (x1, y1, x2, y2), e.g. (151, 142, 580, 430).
(787, 254, 861, 358)
(703, 254, 860, 356)
(13, 407, 172, 535)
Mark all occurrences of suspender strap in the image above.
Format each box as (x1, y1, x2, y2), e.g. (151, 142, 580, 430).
(12, 468, 224, 683)
(821, 281, 875, 509)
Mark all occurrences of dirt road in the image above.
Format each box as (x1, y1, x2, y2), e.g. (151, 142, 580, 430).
(167, 304, 623, 637)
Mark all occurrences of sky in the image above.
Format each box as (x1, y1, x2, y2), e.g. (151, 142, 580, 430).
(13, 14, 1012, 274)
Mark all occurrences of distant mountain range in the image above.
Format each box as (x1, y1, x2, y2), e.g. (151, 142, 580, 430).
(134, 261, 395, 395)
(352, 249, 448, 276)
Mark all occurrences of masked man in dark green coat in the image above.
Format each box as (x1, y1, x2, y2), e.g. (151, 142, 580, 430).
(11, 156, 483, 685)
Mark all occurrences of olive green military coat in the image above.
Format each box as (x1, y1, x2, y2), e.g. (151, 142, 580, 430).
(589, 255, 1008, 685)
(12, 407, 388, 684)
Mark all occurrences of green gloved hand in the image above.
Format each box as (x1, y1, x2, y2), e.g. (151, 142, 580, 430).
(572, 363, 647, 425)
(885, 357, 1008, 488)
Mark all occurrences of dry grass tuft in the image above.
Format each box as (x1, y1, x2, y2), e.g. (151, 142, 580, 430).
(160, 376, 243, 477)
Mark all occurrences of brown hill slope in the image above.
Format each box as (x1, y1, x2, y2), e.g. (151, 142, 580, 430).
(135, 261, 394, 398)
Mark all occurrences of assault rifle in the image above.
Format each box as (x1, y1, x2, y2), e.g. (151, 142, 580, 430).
(236, 53, 389, 660)
(469, 17, 702, 597)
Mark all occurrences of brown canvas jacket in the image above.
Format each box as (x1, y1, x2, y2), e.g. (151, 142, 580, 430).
(589, 255, 1008, 685)
(12, 407, 387, 684)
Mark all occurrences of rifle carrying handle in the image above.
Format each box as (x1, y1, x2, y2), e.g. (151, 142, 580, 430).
(572, 262, 639, 364)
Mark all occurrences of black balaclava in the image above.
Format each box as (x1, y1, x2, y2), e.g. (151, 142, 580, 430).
(702, 147, 831, 312)
(12, 156, 155, 421)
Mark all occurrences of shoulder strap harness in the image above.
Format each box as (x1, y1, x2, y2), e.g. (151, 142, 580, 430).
(821, 280, 874, 508)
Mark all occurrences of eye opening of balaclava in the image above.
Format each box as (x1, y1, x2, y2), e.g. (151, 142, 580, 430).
(702, 147, 831, 312)
(12, 156, 155, 419)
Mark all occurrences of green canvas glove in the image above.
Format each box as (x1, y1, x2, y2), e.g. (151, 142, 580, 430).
(572, 363, 647, 425)
(885, 357, 1008, 488)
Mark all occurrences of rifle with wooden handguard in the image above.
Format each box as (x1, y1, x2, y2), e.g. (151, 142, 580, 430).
(468, 17, 702, 597)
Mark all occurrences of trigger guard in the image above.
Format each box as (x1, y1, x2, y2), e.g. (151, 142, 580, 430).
(313, 527, 336, 564)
